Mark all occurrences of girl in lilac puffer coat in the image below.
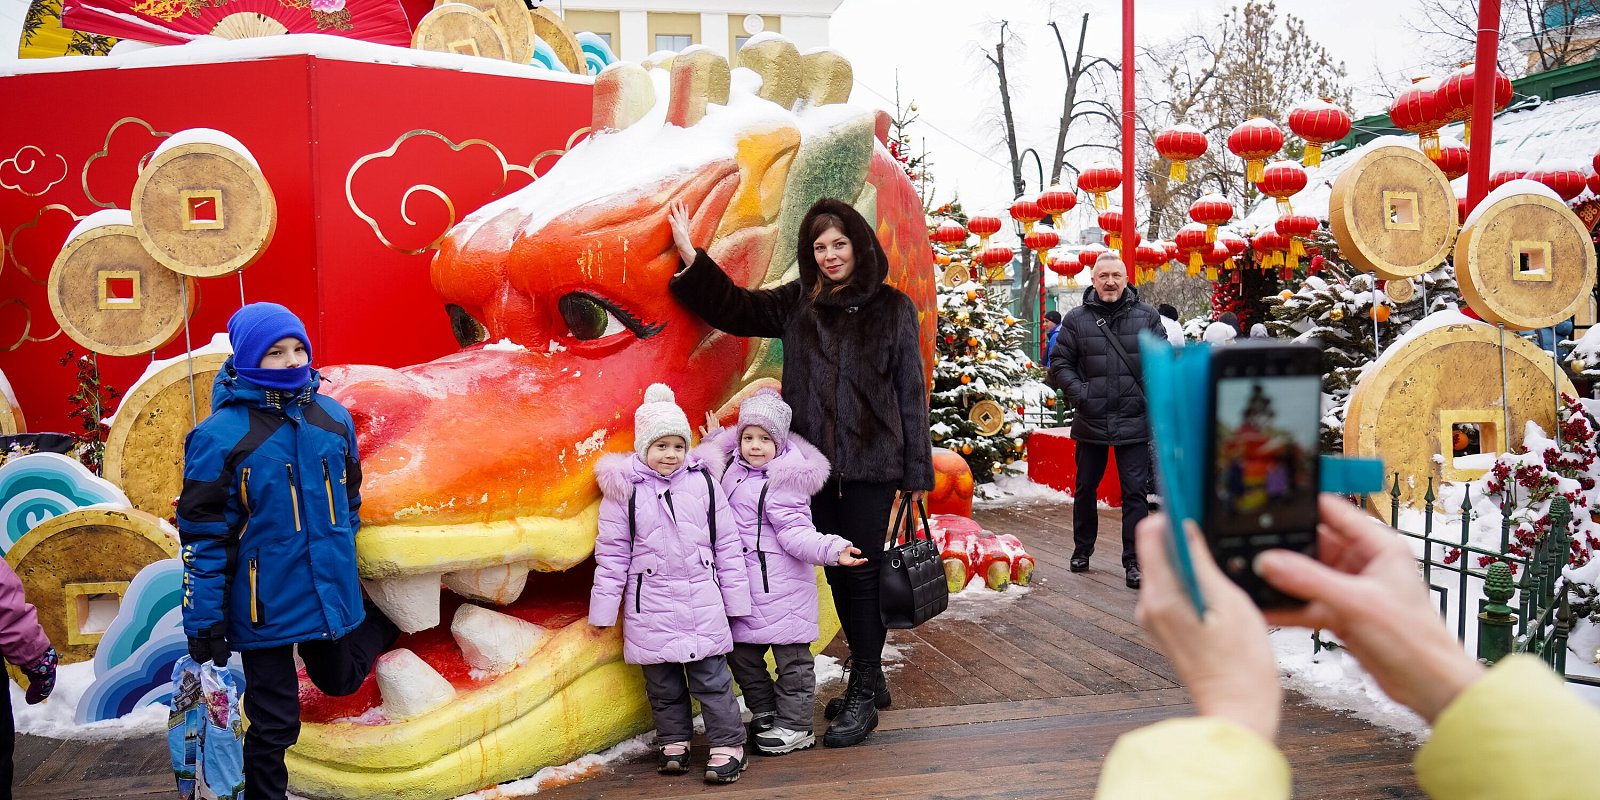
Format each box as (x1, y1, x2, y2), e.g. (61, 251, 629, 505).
(589, 384, 753, 784)
(697, 389, 865, 756)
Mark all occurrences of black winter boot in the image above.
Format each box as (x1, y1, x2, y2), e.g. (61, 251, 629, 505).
(824, 659, 891, 720)
(823, 660, 880, 748)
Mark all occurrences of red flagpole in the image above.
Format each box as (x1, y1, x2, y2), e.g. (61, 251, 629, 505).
(1466, 0, 1501, 209)
(1120, 0, 1135, 270)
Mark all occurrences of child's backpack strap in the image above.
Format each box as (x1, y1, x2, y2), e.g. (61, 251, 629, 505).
(628, 489, 636, 545)
(754, 481, 771, 593)
(701, 468, 717, 548)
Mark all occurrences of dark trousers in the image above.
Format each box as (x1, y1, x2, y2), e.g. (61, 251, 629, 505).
(1073, 442, 1151, 568)
(814, 479, 898, 664)
(240, 608, 398, 800)
(640, 656, 745, 748)
(1, 677, 11, 800)
(728, 642, 816, 733)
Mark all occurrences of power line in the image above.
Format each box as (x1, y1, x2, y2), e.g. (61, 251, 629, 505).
(853, 78, 1015, 173)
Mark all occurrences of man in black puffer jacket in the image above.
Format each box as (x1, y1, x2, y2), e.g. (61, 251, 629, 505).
(1049, 254, 1164, 589)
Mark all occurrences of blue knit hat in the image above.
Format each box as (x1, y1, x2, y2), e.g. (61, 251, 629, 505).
(228, 303, 312, 391)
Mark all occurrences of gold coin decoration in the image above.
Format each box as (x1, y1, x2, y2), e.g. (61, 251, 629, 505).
(0, 369, 22, 435)
(1344, 323, 1574, 524)
(528, 6, 584, 73)
(1454, 190, 1597, 331)
(131, 138, 277, 278)
(412, 3, 510, 62)
(6, 507, 178, 665)
(1328, 145, 1457, 280)
(1384, 278, 1416, 304)
(47, 219, 196, 357)
(941, 263, 971, 288)
(969, 399, 1006, 436)
(102, 353, 229, 520)
(441, 0, 534, 65)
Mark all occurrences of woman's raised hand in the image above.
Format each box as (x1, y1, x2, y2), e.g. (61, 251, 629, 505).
(668, 201, 697, 267)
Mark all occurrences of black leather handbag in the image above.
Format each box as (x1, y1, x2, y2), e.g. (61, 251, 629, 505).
(879, 495, 949, 629)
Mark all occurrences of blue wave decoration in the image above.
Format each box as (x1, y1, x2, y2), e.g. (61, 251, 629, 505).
(531, 36, 572, 73)
(93, 559, 181, 675)
(79, 630, 246, 723)
(576, 31, 616, 76)
(0, 452, 129, 554)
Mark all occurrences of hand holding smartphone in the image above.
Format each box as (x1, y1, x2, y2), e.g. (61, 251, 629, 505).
(1202, 342, 1323, 609)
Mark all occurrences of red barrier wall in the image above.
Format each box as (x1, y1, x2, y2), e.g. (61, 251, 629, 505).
(1025, 427, 1123, 508)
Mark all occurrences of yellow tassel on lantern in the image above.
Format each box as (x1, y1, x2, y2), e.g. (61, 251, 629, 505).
(1206, 266, 1219, 281)
(1204, 225, 1217, 243)
(1462, 121, 1472, 146)
(1287, 252, 1300, 271)
(1247, 159, 1265, 183)
(1421, 133, 1442, 160)
(1225, 258, 1236, 271)
(1169, 160, 1188, 182)
(1303, 143, 1323, 168)
(1188, 252, 1202, 272)
(1290, 238, 1305, 259)
(1107, 233, 1122, 250)
(1276, 198, 1294, 215)
(1093, 193, 1109, 211)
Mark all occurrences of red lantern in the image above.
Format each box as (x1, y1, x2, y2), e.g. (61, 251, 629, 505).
(1437, 63, 1513, 146)
(1078, 163, 1122, 210)
(1489, 162, 1530, 191)
(1173, 222, 1209, 275)
(1105, 229, 1141, 251)
(1588, 171, 1600, 197)
(1075, 245, 1105, 277)
(1097, 208, 1126, 250)
(1188, 194, 1234, 242)
(978, 245, 1014, 281)
(1023, 227, 1060, 267)
(1227, 117, 1285, 183)
(1009, 196, 1045, 231)
(1048, 257, 1074, 277)
(1134, 242, 1167, 285)
(1389, 78, 1449, 159)
(1037, 184, 1078, 227)
(1221, 233, 1249, 259)
(931, 220, 968, 245)
(1256, 160, 1308, 214)
(1287, 98, 1351, 168)
(1275, 214, 1319, 270)
(1154, 124, 1208, 182)
(1201, 240, 1231, 282)
(1163, 240, 1180, 263)
(1527, 165, 1588, 202)
(1430, 140, 1470, 180)
(968, 215, 1003, 249)
(1593, 148, 1600, 176)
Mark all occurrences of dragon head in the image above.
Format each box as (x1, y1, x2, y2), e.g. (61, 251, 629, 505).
(296, 41, 935, 799)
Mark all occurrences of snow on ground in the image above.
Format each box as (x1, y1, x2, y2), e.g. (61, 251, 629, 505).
(10, 661, 166, 741)
(941, 575, 1032, 623)
(974, 468, 1072, 508)
(1271, 628, 1430, 741)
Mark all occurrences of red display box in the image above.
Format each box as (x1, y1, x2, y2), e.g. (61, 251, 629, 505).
(0, 54, 592, 433)
(1026, 427, 1123, 508)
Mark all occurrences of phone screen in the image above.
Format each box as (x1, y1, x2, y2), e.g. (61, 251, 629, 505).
(1212, 375, 1321, 533)
(1205, 345, 1322, 607)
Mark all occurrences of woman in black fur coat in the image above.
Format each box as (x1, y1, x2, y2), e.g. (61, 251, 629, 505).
(668, 197, 933, 749)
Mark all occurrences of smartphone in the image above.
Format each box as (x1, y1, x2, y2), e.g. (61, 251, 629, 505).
(1203, 342, 1322, 608)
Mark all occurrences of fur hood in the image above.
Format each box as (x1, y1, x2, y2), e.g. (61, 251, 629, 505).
(593, 451, 717, 502)
(696, 428, 831, 497)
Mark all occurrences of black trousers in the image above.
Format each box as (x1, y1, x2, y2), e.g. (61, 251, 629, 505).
(240, 608, 398, 800)
(814, 479, 898, 665)
(1, 677, 11, 800)
(1073, 442, 1151, 568)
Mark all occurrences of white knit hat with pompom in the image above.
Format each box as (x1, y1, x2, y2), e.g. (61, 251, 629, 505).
(634, 383, 692, 460)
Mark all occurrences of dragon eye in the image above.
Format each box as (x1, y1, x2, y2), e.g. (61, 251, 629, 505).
(557, 291, 664, 341)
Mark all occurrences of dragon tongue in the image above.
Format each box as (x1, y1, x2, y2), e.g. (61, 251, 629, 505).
(363, 573, 443, 633)
(442, 563, 531, 605)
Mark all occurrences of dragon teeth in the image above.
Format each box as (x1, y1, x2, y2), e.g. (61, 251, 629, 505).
(450, 603, 546, 675)
(441, 563, 530, 606)
(375, 648, 455, 720)
(362, 573, 443, 633)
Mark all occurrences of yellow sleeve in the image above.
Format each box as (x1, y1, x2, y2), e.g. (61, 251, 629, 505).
(1096, 717, 1291, 800)
(1416, 654, 1600, 800)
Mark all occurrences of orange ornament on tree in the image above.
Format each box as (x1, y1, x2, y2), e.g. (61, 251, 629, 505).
(1370, 304, 1391, 323)
(1227, 117, 1284, 183)
(1154, 124, 1208, 181)
(1287, 98, 1351, 168)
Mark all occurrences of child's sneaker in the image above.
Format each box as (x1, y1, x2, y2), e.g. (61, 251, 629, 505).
(753, 726, 815, 755)
(704, 746, 746, 784)
(658, 742, 690, 774)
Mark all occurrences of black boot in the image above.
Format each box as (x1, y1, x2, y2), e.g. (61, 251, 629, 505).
(823, 660, 880, 748)
(824, 659, 891, 720)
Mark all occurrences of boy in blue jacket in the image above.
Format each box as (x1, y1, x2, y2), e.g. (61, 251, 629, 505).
(177, 303, 398, 800)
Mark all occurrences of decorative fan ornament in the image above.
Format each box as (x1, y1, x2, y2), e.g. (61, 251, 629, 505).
(62, 0, 413, 47)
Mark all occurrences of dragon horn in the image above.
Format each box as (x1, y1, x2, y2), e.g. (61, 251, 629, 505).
(738, 36, 802, 111)
(592, 63, 656, 131)
(800, 49, 853, 106)
(667, 48, 731, 128)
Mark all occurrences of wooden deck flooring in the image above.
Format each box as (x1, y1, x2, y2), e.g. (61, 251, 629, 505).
(11, 501, 1425, 799)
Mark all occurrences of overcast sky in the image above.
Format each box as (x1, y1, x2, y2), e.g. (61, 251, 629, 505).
(831, 0, 1430, 219)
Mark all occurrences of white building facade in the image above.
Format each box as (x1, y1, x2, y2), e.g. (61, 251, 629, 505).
(556, 1, 843, 62)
